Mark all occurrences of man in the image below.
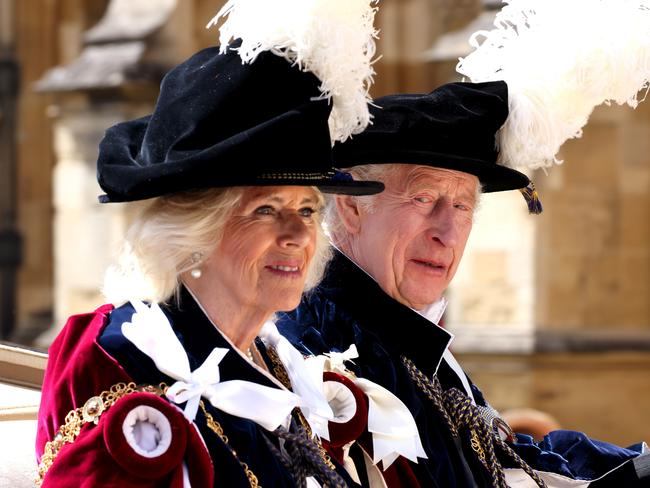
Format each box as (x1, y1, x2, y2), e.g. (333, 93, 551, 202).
(277, 82, 647, 487)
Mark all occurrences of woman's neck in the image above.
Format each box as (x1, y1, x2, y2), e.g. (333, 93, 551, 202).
(181, 279, 272, 351)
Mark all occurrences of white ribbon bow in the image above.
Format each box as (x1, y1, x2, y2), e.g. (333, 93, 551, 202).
(355, 378, 428, 469)
(325, 344, 359, 374)
(322, 344, 428, 470)
(260, 321, 334, 440)
(122, 301, 300, 431)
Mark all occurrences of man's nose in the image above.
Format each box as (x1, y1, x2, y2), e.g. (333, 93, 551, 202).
(428, 200, 459, 247)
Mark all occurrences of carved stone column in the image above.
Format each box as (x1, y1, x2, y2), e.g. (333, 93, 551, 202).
(35, 0, 193, 341)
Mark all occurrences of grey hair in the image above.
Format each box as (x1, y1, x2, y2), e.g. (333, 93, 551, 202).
(325, 164, 403, 241)
(104, 186, 331, 305)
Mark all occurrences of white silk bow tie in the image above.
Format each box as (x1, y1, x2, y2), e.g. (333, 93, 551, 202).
(323, 344, 428, 469)
(122, 301, 300, 431)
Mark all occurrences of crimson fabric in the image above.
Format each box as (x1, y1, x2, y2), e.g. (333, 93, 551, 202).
(102, 393, 188, 478)
(332, 81, 530, 193)
(36, 304, 127, 460)
(43, 391, 213, 488)
(36, 307, 215, 487)
(381, 457, 422, 488)
(323, 372, 369, 450)
(51, 291, 360, 487)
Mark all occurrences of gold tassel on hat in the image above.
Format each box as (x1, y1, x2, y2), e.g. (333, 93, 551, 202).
(519, 181, 543, 215)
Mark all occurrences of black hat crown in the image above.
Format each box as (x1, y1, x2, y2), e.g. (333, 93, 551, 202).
(333, 81, 529, 193)
(97, 46, 383, 203)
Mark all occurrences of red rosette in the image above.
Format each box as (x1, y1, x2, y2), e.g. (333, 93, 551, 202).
(322, 371, 369, 448)
(103, 391, 188, 478)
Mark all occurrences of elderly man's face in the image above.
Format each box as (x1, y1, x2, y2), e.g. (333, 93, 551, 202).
(337, 166, 479, 310)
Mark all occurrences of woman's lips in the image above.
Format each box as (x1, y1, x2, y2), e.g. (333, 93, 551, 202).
(264, 261, 303, 277)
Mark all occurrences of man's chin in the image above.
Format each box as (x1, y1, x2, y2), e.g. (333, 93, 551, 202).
(398, 284, 444, 310)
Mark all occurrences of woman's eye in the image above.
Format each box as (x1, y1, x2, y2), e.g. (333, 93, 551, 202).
(298, 207, 316, 218)
(454, 203, 471, 212)
(254, 205, 275, 216)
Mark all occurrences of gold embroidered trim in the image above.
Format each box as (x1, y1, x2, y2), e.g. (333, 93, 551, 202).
(36, 382, 167, 485)
(37, 381, 263, 487)
(470, 429, 486, 467)
(258, 172, 332, 180)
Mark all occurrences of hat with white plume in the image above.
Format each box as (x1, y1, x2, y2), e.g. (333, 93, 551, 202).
(456, 0, 650, 171)
(209, 0, 379, 143)
(97, 0, 382, 203)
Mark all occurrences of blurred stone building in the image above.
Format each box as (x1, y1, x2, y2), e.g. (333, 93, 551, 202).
(2, 0, 649, 445)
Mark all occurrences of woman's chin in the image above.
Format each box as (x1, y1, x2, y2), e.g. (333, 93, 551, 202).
(266, 292, 303, 314)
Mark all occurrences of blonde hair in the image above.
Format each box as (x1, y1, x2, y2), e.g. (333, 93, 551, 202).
(104, 186, 331, 305)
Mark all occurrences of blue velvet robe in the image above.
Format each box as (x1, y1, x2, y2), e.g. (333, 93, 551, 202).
(97, 286, 358, 487)
(276, 251, 646, 487)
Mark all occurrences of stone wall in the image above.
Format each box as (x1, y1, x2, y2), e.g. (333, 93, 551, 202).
(536, 102, 650, 337)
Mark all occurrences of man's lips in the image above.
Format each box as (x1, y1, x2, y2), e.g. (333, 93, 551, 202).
(410, 258, 449, 273)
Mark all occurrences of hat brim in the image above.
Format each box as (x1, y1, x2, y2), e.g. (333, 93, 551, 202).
(98, 177, 384, 203)
(334, 149, 529, 193)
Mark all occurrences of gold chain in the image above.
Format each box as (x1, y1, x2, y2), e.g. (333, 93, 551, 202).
(36, 382, 167, 486)
(200, 402, 261, 487)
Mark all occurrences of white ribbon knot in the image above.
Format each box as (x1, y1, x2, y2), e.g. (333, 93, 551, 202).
(260, 321, 335, 440)
(122, 301, 300, 431)
(325, 344, 359, 374)
(322, 344, 428, 469)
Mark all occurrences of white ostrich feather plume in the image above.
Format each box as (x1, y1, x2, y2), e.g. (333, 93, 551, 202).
(457, 0, 650, 169)
(207, 0, 379, 143)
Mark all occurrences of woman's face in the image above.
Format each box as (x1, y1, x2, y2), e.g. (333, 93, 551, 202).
(203, 186, 321, 316)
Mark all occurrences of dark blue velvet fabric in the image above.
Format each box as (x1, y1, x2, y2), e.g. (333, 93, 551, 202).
(277, 251, 643, 486)
(99, 286, 358, 487)
(513, 432, 644, 480)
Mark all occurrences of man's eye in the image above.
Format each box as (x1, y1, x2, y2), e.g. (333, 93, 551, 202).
(298, 207, 316, 217)
(254, 205, 275, 215)
(414, 196, 432, 204)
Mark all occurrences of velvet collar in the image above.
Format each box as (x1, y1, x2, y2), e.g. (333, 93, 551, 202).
(317, 250, 453, 377)
(101, 286, 285, 392)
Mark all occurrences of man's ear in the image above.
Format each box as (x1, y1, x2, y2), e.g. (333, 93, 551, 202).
(334, 195, 362, 234)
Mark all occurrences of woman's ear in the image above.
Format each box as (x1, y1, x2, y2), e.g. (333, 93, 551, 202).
(334, 195, 362, 234)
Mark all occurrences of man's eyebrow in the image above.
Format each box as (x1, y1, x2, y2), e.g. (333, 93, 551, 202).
(406, 179, 478, 201)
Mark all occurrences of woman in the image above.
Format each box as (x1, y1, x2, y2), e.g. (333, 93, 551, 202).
(34, 24, 385, 487)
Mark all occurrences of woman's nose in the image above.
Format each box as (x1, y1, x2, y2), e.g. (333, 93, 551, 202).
(277, 213, 312, 249)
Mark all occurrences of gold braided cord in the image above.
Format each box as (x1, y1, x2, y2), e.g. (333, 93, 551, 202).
(401, 356, 548, 488)
(36, 382, 167, 486)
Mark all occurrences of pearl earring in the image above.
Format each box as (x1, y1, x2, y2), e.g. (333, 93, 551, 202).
(189, 252, 203, 279)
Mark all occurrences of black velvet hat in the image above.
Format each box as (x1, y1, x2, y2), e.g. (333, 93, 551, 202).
(333, 81, 530, 193)
(96, 46, 384, 203)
